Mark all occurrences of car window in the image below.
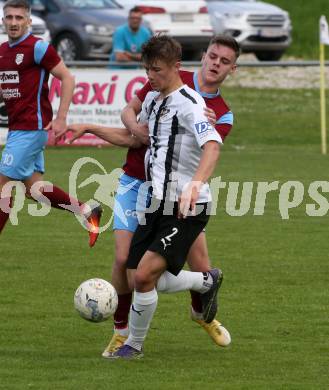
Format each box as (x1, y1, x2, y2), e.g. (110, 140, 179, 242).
(58, 0, 119, 8)
(30, 0, 60, 12)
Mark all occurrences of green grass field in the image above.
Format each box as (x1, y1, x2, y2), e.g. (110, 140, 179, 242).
(269, 0, 329, 59)
(1, 88, 329, 389)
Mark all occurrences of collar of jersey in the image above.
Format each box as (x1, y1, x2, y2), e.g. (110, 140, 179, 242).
(9, 32, 31, 48)
(193, 71, 220, 98)
(155, 84, 188, 100)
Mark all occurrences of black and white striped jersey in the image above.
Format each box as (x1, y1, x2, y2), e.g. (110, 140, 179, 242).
(140, 84, 222, 203)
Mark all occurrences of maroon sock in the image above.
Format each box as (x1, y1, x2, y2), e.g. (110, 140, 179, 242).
(41, 185, 83, 213)
(114, 292, 133, 329)
(0, 197, 12, 233)
(190, 290, 203, 313)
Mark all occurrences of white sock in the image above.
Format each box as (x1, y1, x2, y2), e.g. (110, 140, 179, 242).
(191, 307, 203, 320)
(156, 270, 213, 294)
(125, 289, 158, 351)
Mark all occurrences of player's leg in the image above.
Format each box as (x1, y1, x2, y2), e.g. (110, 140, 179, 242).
(23, 171, 102, 248)
(151, 206, 221, 323)
(101, 229, 134, 357)
(0, 174, 13, 233)
(186, 232, 231, 347)
(0, 130, 32, 234)
(187, 232, 211, 313)
(111, 251, 166, 359)
(102, 174, 147, 357)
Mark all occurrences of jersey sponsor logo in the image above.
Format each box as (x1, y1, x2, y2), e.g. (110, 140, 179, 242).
(1, 88, 21, 99)
(15, 53, 24, 65)
(195, 121, 213, 134)
(0, 71, 19, 84)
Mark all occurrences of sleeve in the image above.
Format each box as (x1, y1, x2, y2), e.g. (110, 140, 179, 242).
(215, 111, 234, 141)
(136, 81, 153, 102)
(112, 28, 126, 53)
(184, 97, 222, 148)
(35, 41, 61, 71)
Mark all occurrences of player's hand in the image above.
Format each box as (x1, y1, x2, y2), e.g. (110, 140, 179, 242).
(178, 181, 203, 219)
(204, 107, 216, 127)
(130, 122, 150, 145)
(45, 117, 67, 141)
(67, 124, 88, 143)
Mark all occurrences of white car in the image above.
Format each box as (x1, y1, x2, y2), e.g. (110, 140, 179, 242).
(206, 0, 292, 61)
(114, 0, 214, 59)
(0, 3, 50, 43)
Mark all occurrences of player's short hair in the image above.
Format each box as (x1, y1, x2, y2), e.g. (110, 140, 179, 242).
(3, 0, 31, 14)
(129, 6, 143, 15)
(141, 35, 182, 66)
(208, 35, 241, 60)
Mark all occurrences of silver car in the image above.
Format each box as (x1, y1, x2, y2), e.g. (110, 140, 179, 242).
(207, 0, 292, 61)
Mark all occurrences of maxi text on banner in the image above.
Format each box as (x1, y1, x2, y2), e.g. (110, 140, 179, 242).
(49, 68, 147, 146)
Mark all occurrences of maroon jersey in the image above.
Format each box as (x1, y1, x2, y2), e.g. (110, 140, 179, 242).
(123, 69, 233, 181)
(0, 33, 61, 130)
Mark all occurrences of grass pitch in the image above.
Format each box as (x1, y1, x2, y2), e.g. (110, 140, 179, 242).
(0, 88, 328, 389)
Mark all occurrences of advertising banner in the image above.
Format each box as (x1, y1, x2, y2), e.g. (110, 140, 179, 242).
(0, 68, 148, 146)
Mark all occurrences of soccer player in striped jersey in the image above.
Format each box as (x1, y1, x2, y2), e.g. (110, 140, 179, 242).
(68, 35, 240, 355)
(110, 35, 225, 359)
(0, 0, 102, 246)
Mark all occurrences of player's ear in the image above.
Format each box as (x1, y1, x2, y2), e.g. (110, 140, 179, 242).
(175, 61, 181, 71)
(230, 63, 237, 75)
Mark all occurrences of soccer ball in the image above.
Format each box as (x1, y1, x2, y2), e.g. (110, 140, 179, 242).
(74, 278, 118, 322)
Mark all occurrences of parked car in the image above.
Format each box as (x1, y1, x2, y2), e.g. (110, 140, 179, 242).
(206, 0, 292, 61)
(0, 2, 50, 127)
(29, 0, 130, 61)
(113, 0, 214, 59)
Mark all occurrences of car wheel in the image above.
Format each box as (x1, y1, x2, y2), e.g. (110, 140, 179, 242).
(254, 50, 285, 61)
(55, 33, 82, 61)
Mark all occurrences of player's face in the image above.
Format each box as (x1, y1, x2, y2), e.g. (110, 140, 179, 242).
(201, 44, 237, 86)
(144, 60, 180, 94)
(3, 6, 31, 42)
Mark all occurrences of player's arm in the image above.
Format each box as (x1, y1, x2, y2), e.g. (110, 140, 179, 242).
(179, 141, 220, 218)
(67, 123, 141, 148)
(46, 61, 75, 139)
(179, 99, 222, 218)
(215, 111, 234, 141)
(116, 51, 142, 62)
(121, 96, 149, 145)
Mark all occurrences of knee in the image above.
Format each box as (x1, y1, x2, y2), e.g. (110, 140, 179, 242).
(114, 252, 129, 270)
(134, 269, 151, 290)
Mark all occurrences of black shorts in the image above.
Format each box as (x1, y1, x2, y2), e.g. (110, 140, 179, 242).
(126, 200, 210, 276)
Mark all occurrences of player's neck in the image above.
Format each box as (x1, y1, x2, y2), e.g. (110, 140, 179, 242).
(159, 79, 184, 98)
(197, 71, 220, 94)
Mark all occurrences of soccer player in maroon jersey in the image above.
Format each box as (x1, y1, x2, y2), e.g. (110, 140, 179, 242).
(68, 35, 240, 355)
(0, 0, 101, 246)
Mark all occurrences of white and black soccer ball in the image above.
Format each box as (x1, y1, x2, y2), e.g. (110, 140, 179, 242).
(74, 278, 118, 322)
